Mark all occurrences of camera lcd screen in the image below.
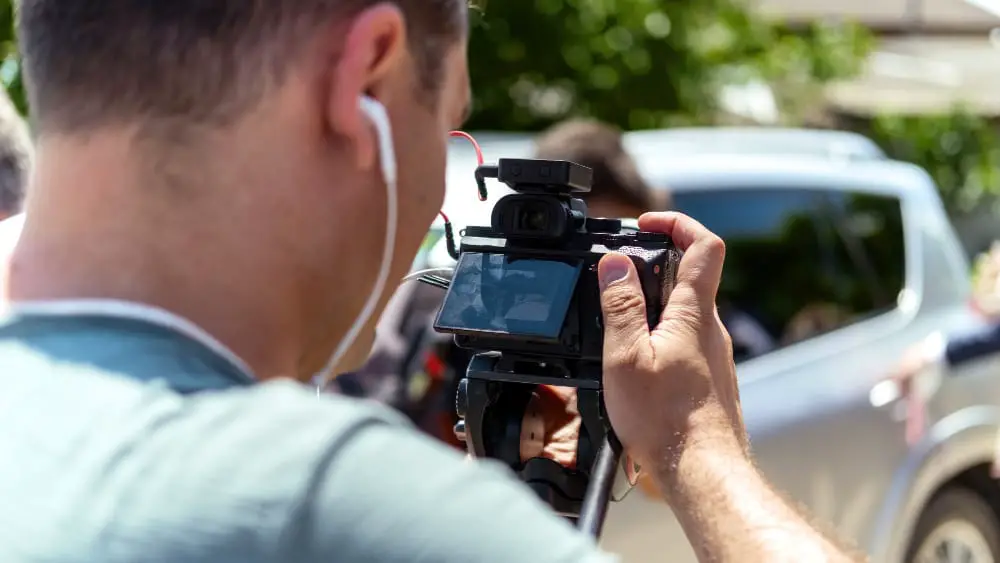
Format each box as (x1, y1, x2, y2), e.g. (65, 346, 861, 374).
(435, 252, 583, 340)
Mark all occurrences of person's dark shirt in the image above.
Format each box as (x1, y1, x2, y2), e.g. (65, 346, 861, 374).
(944, 323, 1000, 365)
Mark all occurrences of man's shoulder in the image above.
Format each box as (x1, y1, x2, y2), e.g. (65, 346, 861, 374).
(0, 370, 414, 560)
(183, 379, 412, 444)
(0, 353, 612, 562)
(141, 380, 412, 495)
(116, 382, 463, 561)
(0, 313, 419, 560)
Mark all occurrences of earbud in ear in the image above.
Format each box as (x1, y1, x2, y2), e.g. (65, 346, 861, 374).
(358, 95, 396, 186)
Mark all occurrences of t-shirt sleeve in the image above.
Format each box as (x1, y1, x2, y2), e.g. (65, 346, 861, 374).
(288, 405, 618, 563)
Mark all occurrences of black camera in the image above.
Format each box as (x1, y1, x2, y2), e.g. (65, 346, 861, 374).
(433, 158, 680, 536)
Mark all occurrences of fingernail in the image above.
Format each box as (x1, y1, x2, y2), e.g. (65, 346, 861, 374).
(599, 254, 631, 290)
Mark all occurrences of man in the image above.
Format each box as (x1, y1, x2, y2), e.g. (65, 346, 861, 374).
(0, 2, 859, 562)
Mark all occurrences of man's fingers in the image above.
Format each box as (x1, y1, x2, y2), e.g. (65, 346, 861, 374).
(519, 386, 579, 467)
(638, 212, 725, 308)
(598, 253, 651, 371)
(519, 393, 545, 462)
(638, 212, 711, 251)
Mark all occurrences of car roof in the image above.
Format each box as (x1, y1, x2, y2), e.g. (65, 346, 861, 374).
(447, 127, 886, 165)
(624, 127, 886, 160)
(441, 130, 930, 230)
(636, 154, 932, 196)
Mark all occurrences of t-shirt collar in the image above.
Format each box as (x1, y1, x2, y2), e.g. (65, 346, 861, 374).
(5, 298, 256, 380)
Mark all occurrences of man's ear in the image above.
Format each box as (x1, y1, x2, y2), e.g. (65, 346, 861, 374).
(324, 3, 407, 171)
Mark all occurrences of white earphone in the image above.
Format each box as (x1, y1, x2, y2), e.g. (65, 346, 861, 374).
(316, 95, 399, 385)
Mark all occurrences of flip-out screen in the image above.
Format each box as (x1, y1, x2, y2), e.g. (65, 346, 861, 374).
(435, 252, 582, 340)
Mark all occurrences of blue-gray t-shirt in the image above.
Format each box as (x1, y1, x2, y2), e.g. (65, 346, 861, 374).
(0, 305, 616, 562)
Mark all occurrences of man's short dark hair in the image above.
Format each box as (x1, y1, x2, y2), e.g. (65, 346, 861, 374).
(18, 1, 467, 134)
(0, 89, 32, 216)
(533, 119, 670, 212)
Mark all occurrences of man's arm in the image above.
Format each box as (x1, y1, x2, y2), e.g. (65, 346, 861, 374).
(664, 443, 865, 562)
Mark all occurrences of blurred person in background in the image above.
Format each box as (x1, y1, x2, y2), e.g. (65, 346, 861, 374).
(0, 88, 30, 223)
(0, 1, 863, 561)
(891, 318, 1000, 446)
(512, 118, 670, 461)
(337, 117, 672, 446)
(891, 243, 1000, 445)
(533, 118, 671, 217)
(0, 87, 33, 299)
(970, 241, 1000, 318)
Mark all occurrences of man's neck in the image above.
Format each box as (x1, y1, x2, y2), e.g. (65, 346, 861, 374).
(7, 140, 318, 381)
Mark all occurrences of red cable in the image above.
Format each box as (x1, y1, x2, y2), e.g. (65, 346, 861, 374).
(449, 130, 487, 202)
(438, 131, 487, 224)
(450, 130, 485, 167)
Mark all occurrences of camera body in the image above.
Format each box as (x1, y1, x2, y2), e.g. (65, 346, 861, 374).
(436, 158, 679, 379)
(433, 158, 679, 517)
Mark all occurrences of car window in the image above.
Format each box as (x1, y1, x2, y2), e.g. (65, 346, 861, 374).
(672, 188, 905, 362)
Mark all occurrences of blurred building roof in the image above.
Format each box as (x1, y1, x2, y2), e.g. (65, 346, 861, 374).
(752, 0, 1000, 115)
(754, 0, 998, 31)
(827, 35, 1000, 115)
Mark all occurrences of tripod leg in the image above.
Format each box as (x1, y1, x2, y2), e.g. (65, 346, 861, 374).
(575, 431, 622, 538)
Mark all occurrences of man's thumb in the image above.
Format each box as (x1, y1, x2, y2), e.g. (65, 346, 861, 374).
(599, 254, 650, 368)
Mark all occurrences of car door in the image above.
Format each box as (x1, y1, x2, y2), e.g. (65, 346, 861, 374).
(600, 186, 912, 561)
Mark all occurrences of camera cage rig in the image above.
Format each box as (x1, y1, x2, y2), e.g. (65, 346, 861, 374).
(430, 157, 680, 538)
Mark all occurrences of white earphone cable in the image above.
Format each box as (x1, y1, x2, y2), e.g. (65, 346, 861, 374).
(318, 97, 398, 384)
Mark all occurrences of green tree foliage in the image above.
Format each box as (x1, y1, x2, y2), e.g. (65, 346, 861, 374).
(466, 0, 873, 131)
(869, 108, 1000, 213)
(0, 0, 21, 114)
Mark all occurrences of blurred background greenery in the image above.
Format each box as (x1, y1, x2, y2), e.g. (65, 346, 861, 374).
(0, 0, 999, 225)
(466, 0, 873, 131)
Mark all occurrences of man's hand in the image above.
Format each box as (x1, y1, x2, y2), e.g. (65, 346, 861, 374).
(593, 212, 863, 562)
(598, 212, 747, 486)
(518, 385, 579, 467)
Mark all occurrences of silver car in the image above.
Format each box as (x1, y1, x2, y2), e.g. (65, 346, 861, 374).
(425, 128, 1000, 563)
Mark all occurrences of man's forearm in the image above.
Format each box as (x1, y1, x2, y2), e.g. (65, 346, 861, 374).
(661, 444, 865, 563)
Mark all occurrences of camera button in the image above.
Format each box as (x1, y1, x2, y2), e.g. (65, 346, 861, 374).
(636, 232, 669, 242)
